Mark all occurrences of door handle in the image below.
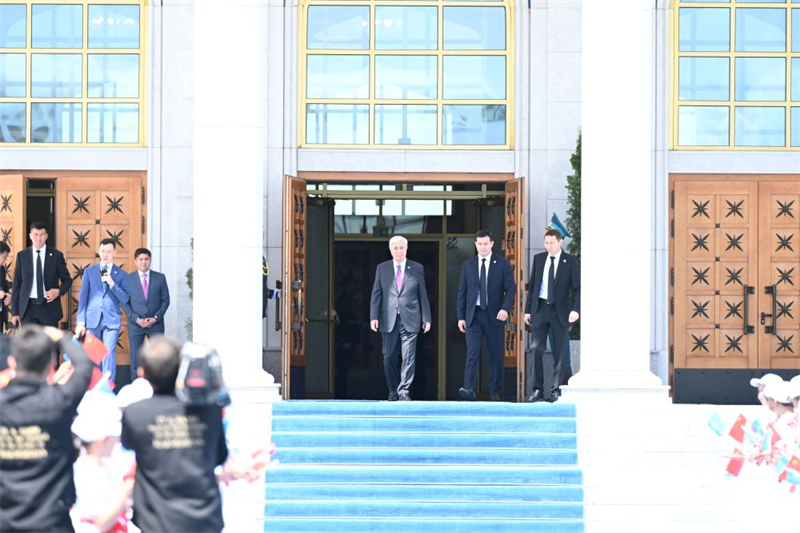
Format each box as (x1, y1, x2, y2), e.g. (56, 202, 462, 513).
(290, 280, 303, 330)
(274, 279, 282, 332)
(762, 285, 777, 335)
(743, 284, 755, 335)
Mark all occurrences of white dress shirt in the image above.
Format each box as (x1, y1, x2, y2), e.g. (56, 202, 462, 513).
(29, 245, 46, 299)
(538, 249, 562, 300)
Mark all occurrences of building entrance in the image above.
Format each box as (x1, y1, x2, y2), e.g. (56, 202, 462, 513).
(281, 177, 527, 401)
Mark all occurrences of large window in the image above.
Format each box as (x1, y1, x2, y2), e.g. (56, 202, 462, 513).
(0, 1, 145, 145)
(673, 1, 800, 150)
(301, 0, 513, 149)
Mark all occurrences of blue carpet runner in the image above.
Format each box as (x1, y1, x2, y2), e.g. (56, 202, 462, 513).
(265, 401, 584, 533)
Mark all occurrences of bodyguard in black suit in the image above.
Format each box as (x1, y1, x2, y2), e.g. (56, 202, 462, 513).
(370, 236, 432, 401)
(456, 230, 516, 401)
(524, 228, 580, 402)
(11, 222, 72, 328)
(0, 241, 11, 332)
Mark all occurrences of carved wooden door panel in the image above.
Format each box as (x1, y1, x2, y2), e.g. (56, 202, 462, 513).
(282, 176, 307, 399)
(0, 175, 25, 316)
(56, 176, 146, 365)
(504, 177, 525, 401)
(758, 181, 800, 370)
(674, 181, 759, 369)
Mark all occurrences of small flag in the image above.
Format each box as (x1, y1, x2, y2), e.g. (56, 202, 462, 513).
(82, 332, 109, 366)
(728, 414, 747, 443)
(751, 419, 765, 435)
(725, 449, 746, 477)
(91, 371, 115, 394)
(783, 455, 800, 486)
(760, 428, 774, 453)
(88, 367, 104, 390)
(708, 412, 726, 436)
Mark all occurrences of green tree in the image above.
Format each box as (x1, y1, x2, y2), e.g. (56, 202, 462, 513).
(566, 132, 581, 339)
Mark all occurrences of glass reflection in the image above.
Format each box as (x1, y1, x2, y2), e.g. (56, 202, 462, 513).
(735, 58, 785, 101)
(792, 58, 799, 101)
(679, 57, 728, 101)
(735, 107, 785, 147)
(375, 6, 437, 50)
(0, 4, 26, 48)
(306, 104, 369, 144)
(87, 103, 139, 143)
(32, 4, 82, 49)
(793, 9, 799, 52)
(88, 54, 139, 97)
(32, 54, 82, 97)
(792, 107, 799, 147)
(0, 54, 26, 97)
(679, 8, 730, 52)
(375, 56, 437, 99)
(307, 55, 369, 99)
(678, 106, 729, 146)
(443, 7, 505, 50)
(0, 102, 25, 142)
(443, 105, 505, 145)
(31, 103, 81, 143)
(735, 8, 786, 52)
(308, 6, 369, 50)
(443, 56, 506, 100)
(88, 5, 140, 49)
(375, 105, 437, 145)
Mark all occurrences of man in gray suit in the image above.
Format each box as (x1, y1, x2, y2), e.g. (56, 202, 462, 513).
(120, 248, 170, 382)
(370, 236, 432, 401)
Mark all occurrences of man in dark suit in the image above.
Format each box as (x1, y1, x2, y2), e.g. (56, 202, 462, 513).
(120, 247, 170, 382)
(11, 221, 72, 328)
(456, 230, 516, 401)
(370, 235, 432, 401)
(76, 238, 131, 383)
(524, 228, 580, 403)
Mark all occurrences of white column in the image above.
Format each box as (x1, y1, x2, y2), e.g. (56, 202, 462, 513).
(565, 0, 666, 395)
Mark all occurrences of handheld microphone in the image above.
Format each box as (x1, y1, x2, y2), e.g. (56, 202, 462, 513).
(101, 266, 108, 284)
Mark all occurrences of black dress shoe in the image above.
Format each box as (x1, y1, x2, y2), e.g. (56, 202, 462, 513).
(388, 392, 399, 401)
(459, 387, 477, 401)
(489, 394, 502, 402)
(398, 392, 411, 401)
(525, 390, 545, 403)
(547, 390, 560, 403)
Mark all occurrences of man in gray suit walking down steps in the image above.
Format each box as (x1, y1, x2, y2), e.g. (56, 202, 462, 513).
(370, 236, 432, 401)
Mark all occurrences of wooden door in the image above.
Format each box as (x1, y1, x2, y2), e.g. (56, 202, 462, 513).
(282, 176, 307, 399)
(504, 177, 525, 401)
(758, 181, 800, 370)
(674, 181, 759, 369)
(56, 176, 146, 365)
(0, 175, 25, 309)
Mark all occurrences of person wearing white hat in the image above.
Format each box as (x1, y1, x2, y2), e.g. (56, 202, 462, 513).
(749, 373, 784, 407)
(70, 392, 133, 533)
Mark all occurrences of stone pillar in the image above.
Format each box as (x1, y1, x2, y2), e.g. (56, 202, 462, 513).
(564, 0, 666, 396)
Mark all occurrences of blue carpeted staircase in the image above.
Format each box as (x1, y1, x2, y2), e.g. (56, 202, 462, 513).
(265, 401, 584, 533)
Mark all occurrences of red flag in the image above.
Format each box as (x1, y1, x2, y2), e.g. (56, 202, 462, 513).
(726, 449, 745, 477)
(82, 332, 109, 365)
(728, 414, 747, 443)
(87, 367, 104, 390)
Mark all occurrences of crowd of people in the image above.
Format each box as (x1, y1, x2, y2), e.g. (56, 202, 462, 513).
(749, 373, 800, 479)
(0, 326, 276, 533)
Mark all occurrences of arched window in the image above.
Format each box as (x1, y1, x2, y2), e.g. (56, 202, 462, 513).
(300, 0, 514, 148)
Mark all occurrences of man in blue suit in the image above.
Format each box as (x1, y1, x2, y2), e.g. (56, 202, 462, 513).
(76, 238, 131, 383)
(456, 230, 516, 401)
(120, 248, 170, 381)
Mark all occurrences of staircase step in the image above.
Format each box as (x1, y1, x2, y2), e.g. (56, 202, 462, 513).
(263, 518, 585, 533)
(272, 400, 576, 418)
(266, 465, 583, 485)
(275, 448, 578, 465)
(265, 483, 584, 502)
(265, 500, 584, 519)
(272, 431, 577, 449)
(272, 416, 576, 434)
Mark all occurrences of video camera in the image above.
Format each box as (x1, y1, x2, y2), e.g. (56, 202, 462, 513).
(175, 341, 231, 407)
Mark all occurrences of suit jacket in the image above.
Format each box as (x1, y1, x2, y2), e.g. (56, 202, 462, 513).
(370, 260, 432, 334)
(457, 254, 516, 327)
(525, 251, 581, 328)
(0, 265, 8, 324)
(11, 246, 72, 323)
(77, 263, 131, 330)
(121, 269, 170, 331)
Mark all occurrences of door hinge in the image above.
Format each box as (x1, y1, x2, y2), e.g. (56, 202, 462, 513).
(670, 190, 675, 209)
(141, 216, 145, 234)
(671, 219, 675, 238)
(670, 297, 674, 316)
(141, 187, 145, 205)
(670, 268, 674, 286)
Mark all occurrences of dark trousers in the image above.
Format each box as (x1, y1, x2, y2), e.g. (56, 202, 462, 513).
(464, 307, 504, 395)
(530, 299, 569, 394)
(21, 302, 59, 327)
(381, 318, 418, 395)
(128, 324, 164, 382)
